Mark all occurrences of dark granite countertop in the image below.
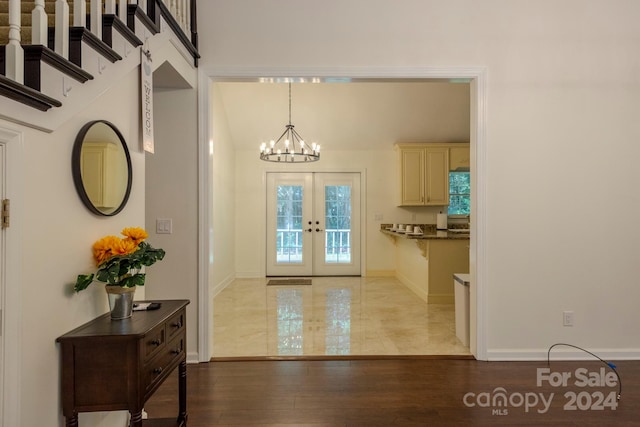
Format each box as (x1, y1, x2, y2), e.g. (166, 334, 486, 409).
(380, 224, 470, 240)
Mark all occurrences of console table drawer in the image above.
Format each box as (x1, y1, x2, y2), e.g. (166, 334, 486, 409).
(143, 323, 167, 361)
(166, 309, 186, 341)
(143, 332, 185, 394)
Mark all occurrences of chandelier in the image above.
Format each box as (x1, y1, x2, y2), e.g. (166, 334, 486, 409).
(259, 83, 320, 162)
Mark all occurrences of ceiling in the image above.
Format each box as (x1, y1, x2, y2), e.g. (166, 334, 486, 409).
(214, 81, 471, 152)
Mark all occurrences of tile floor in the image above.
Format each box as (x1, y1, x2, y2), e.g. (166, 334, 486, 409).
(212, 276, 471, 358)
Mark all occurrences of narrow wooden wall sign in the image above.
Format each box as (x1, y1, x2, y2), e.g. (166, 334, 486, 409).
(141, 48, 154, 153)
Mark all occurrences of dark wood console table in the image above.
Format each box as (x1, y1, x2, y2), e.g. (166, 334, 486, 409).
(57, 299, 190, 427)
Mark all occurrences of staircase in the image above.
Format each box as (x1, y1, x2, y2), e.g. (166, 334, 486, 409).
(0, 0, 198, 129)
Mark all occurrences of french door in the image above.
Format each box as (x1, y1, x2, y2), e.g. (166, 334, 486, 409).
(266, 172, 361, 276)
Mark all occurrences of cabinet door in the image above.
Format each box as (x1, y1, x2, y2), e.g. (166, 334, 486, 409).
(425, 148, 449, 205)
(80, 147, 106, 207)
(399, 148, 425, 205)
(449, 145, 470, 170)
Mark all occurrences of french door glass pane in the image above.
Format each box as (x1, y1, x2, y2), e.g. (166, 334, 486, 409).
(276, 185, 303, 263)
(324, 185, 351, 263)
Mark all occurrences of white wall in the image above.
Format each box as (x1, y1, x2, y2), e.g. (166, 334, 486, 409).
(7, 67, 144, 427)
(145, 87, 200, 361)
(199, 0, 640, 359)
(210, 84, 236, 292)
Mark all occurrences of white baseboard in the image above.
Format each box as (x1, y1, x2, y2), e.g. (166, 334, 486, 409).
(187, 351, 200, 364)
(235, 271, 263, 279)
(211, 273, 235, 298)
(487, 347, 640, 361)
(365, 269, 395, 277)
(396, 272, 428, 303)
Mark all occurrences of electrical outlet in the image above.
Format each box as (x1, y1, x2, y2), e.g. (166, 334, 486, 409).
(563, 311, 574, 327)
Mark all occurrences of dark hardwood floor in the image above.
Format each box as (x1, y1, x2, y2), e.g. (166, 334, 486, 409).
(145, 359, 640, 426)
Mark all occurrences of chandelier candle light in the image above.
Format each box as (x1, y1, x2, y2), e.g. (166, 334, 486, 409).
(259, 83, 320, 163)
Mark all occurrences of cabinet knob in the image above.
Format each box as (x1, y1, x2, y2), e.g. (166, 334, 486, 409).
(153, 367, 163, 375)
(171, 349, 181, 355)
(171, 321, 183, 328)
(151, 339, 161, 346)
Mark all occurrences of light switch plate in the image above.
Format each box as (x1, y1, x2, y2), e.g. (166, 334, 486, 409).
(156, 218, 172, 234)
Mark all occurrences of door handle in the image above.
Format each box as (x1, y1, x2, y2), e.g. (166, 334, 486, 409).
(315, 228, 324, 232)
(306, 228, 313, 232)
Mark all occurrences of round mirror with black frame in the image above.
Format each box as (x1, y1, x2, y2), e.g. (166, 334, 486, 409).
(72, 120, 132, 216)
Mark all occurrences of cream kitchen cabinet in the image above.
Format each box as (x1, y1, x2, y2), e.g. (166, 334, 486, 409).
(81, 142, 127, 209)
(449, 144, 470, 170)
(396, 143, 449, 206)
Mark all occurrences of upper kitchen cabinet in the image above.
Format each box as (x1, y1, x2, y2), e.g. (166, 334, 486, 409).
(396, 143, 450, 206)
(449, 144, 470, 170)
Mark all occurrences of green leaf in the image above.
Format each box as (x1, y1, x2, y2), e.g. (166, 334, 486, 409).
(74, 274, 95, 292)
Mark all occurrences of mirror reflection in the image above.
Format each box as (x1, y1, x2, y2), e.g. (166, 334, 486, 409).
(72, 120, 132, 216)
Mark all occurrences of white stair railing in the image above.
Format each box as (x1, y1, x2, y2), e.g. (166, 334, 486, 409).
(166, 0, 190, 35)
(1, 0, 197, 99)
(5, 0, 24, 83)
(32, 0, 48, 45)
(119, 0, 128, 21)
(90, 0, 102, 40)
(54, 0, 70, 59)
(73, 0, 86, 27)
(105, 0, 116, 14)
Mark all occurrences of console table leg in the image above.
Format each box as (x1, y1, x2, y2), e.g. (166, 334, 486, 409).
(65, 413, 79, 427)
(178, 359, 188, 423)
(129, 410, 143, 427)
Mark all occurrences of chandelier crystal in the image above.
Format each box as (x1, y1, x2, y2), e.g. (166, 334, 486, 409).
(259, 83, 320, 163)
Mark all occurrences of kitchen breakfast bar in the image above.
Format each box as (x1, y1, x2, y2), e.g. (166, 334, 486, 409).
(381, 224, 470, 305)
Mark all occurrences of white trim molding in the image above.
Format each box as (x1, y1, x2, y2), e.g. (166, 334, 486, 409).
(487, 348, 640, 362)
(197, 66, 489, 361)
(0, 125, 23, 427)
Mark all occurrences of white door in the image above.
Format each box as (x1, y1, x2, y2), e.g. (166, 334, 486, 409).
(266, 172, 360, 276)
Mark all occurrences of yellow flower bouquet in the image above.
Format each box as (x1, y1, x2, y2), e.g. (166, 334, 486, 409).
(74, 227, 165, 292)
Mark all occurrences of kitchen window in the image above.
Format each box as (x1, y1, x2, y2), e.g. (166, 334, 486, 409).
(448, 171, 470, 216)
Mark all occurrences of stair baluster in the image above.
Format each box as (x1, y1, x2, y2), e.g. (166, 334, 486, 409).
(54, 0, 69, 58)
(105, 0, 115, 14)
(90, 0, 101, 39)
(118, 0, 127, 22)
(32, 0, 48, 45)
(5, 0, 24, 82)
(73, 0, 86, 27)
